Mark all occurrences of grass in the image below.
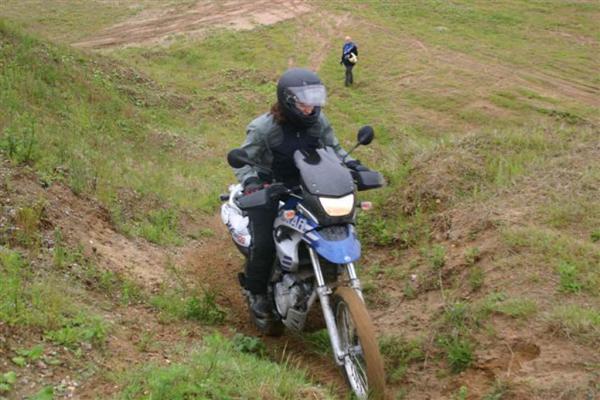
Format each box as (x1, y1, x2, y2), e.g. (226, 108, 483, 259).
(476, 292, 538, 319)
(502, 227, 600, 295)
(546, 305, 600, 346)
(302, 329, 332, 356)
(379, 335, 425, 383)
(132, 208, 182, 246)
(150, 286, 226, 325)
(467, 266, 485, 292)
(437, 335, 474, 373)
(119, 333, 334, 400)
(434, 303, 478, 373)
(0, 247, 109, 349)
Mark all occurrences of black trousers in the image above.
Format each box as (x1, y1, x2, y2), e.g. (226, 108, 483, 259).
(344, 64, 354, 86)
(244, 207, 278, 294)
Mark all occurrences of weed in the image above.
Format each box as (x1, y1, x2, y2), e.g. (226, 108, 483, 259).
(45, 313, 108, 349)
(464, 247, 480, 266)
(303, 329, 331, 356)
(0, 112, 38, 165)
(119, 334, 334, 399)
(493, 298, 537, 319)
(379, 335, 424, 383)
(422, 244, 446, 270)
(28, 386, 54, 400)
(151, 287, 226, 325)
(403, 279, 417, 299)
(232, 333, 267, 357)
(15, 344, 44, 361)
(133, 208, 182, 246)
(13, 202, 45, 248)
(591, 230, 600, 243)
(443, 302, 475, 331)
(120, 279, 144, 305)
(502, 227, 600, 294)
(362, 280, 391, 307)
(557, 261, 582, 294)
(437, 335, 474, 373)
(546, 305, 600, 345)
(135, 331, 156, 353)
(183, 291, 225, 324)
(358, 215, 397, 246)
(453, 386, 468, 400)
(0, 371, 17, 395)
(0, 249, 28, 324)
(468, 266, 484, 291)
(483, 379, 511, 400)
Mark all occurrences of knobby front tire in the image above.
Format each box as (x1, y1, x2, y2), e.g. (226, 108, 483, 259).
(333, 287, 386, 400)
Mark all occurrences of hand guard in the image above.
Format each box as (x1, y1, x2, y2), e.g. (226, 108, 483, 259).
(243, 178, 266, 195)
(345, 159, 370, 172)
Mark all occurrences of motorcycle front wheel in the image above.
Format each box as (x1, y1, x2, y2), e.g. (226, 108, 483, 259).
(332, 287, 386, 400)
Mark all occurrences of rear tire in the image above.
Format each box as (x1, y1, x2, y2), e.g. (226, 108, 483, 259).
(332, 287, 386, 400)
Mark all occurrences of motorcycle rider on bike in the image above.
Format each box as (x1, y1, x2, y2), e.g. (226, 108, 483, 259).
(232, 68, 371, 320)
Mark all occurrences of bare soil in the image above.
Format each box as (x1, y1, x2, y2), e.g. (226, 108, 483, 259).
(73, 0, 312, 49)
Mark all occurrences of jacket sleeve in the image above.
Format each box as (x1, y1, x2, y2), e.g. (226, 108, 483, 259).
(233, 120, 267, 185)
(319, 114, 354, 162)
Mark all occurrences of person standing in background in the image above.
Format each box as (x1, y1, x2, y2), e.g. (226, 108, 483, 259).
(340, 36, 358, 86)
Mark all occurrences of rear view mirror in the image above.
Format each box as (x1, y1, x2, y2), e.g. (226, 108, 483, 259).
(227, 148, 253, 169)
(357, 125, 374, 146)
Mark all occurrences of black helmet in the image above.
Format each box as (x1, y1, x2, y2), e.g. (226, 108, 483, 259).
(277, 68, 327, 128)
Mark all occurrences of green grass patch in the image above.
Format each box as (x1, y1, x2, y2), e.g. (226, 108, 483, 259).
(546, 305, 600, 346)
(301, 329, 331, 356)
(437, 335, 474, 374)
(502, 227, 600, 295)
(467, 266, 485, 292)
(119, 333, 334, 400)
(150, 286, 225, 325)
(131, 208, 182, 246)
(477, 292, 538, 320)
(379, 335, 424, 383)
(0, 247, 109, 349)
(422, 244, 446, 270)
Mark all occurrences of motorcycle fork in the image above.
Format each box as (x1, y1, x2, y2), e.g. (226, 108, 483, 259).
(308, 248, 364, 366)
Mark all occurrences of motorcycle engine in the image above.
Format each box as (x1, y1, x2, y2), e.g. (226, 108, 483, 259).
(274, 273, 311, 317)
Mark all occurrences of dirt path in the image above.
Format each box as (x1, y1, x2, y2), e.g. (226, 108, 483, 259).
(73, 0, 312, 48)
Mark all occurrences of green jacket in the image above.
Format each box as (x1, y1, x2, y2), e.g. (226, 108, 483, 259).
(234, 112, 351, 185)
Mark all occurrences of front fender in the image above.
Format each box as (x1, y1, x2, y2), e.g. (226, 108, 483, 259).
(303, 225, 361, 264)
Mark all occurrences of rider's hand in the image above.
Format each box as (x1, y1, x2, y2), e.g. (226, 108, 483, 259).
(345, 159, 370, 172)
(243, 177, 265, 195)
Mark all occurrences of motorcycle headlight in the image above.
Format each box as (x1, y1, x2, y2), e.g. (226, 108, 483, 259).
(319, 194, 355, 216)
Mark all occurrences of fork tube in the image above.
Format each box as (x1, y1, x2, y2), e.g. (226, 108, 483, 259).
(308, 247, 344, 365)
(345, 262, 364, 301)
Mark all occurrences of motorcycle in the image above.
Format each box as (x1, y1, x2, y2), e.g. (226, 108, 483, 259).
(220, 126, 386, 399)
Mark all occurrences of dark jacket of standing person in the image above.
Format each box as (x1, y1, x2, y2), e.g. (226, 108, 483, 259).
(340, 39, 358, 67)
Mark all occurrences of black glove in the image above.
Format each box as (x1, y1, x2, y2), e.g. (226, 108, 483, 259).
(345, 159, 370, 172)
(243, 177, 264, 195)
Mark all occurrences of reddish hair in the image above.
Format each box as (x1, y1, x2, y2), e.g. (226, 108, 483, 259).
(269, 102, 287, 125)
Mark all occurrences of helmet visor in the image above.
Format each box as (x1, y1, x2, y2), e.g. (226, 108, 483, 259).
(287, 84, 327, 106)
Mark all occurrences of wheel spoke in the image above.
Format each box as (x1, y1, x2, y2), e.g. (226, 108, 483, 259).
(334, 288, 386, 400)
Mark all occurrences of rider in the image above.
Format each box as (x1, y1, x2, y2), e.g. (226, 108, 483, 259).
(232, 68, 370, 319)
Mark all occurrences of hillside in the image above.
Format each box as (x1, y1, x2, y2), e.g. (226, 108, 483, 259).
(1, 1, 599, 399)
